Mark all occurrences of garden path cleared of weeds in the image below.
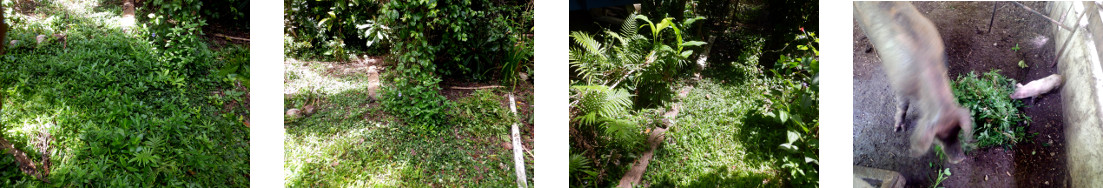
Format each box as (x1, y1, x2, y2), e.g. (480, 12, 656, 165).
(0, 1, 250, 186)
(853, 2, 1065, 187)
(626, 31, 805, 186)
(638, 70, 786, 187)
(284, 58, 534, 187)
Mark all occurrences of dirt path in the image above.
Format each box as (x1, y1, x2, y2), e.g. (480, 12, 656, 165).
(853, 2, 1066, 187)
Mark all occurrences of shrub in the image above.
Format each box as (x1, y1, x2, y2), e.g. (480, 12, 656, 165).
(377, 0, 450, 132)
(430, 1, 532, 81)
(283, 0, 384, 60)
(763, 29, 818, 188)
(200, 0, 249, 28)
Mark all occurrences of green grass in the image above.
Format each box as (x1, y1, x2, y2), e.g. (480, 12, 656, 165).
(0, 1, 249, 186)
(641, 77, 786, 187)
(284, 62, 534, 187)
(568, 28, 819, 186)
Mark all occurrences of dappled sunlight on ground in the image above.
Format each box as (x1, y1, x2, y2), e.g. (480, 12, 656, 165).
(0, 1, 250, 185)
(284, 58, 367, 97)
(8, 0, 136, 35)
(642, 78, 785, 186)
(285, 122, 398, 186)
(283, 79, 529, 186)
(55, 0, 99, 15)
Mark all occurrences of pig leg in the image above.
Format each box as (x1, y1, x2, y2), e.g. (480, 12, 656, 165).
(894, 95, 910, 131)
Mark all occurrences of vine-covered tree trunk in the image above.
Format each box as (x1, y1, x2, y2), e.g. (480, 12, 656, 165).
(1, 4, 8, 55)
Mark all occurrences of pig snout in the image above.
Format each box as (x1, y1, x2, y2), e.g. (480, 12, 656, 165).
(909, 107, 972, 163)
(939, 108, 972, 163)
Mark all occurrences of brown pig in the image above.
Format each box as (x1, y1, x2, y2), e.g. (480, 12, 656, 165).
(855, 2, 973, 163)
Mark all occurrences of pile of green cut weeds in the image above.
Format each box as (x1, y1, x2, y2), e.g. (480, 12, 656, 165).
(951, 70, 1031, 149)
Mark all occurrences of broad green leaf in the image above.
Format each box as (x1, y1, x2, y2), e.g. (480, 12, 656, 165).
(779, 110, 790, 124)
(680, 41, 706, 47)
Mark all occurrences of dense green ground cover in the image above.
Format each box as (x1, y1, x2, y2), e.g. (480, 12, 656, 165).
(644, 73, 799, 187)
(568, 0, 818, 185)
(284, 0, 535, 186)
(0, 0, 249, 186)
(284, 60, 534, 186)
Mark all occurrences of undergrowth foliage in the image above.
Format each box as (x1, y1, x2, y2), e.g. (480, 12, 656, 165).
(283, 0, 384, 60)
(568, 12, 705, 187)
(284, 0, 534, 133)
(0, 1, 249, 186)
(571, 0, 819, 186)
(952, 70, 1031, 149)
(764, 29, 818, 187)
(377, 0, 450, 132)
(373, 0, 532, 132)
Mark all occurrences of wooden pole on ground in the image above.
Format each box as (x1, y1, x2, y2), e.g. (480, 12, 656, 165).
(509, 94, 528, 188)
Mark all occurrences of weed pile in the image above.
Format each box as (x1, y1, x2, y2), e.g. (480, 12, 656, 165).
(951, 70, 1031, 149)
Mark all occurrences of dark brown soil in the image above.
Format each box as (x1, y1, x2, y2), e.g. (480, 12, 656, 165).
(853, 2, 1066, 187)
(201, 23, 250, 50)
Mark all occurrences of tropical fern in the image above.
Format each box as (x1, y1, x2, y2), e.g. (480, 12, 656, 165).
(569, 153, 596, 184)
(571, 85, 633, 119)
(568, 13, 709, 187)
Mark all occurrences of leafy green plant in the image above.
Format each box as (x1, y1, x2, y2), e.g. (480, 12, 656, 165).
(433, 1, 532, 81)
(1011, 43, 1021, 52)
(284, 0, 384, 60)
(569, 153, 597, 185)
(568, 12, 708, 187)
(376, 0, 451, 133)
(200, 0, 249, 28)
(215, 45, 251, 86)
(0, 1, 249, 185)
(569, 13, 704, 97)
(931, 167, 951, 188)
(764, 28, 819, 187)
(571, 85, 641, 146)
(1018, 60, 1027, 68)
(929, 145, 951, 188)
(951, 70, 1031, 149)
(500, 9, 535, 88)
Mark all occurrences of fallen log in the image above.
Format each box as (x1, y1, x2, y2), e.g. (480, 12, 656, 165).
(450, 85, 504, 90)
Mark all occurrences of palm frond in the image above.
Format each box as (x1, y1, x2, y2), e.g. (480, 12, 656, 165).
(570, 85, 634, 120)
(602, 117, 640, 145)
